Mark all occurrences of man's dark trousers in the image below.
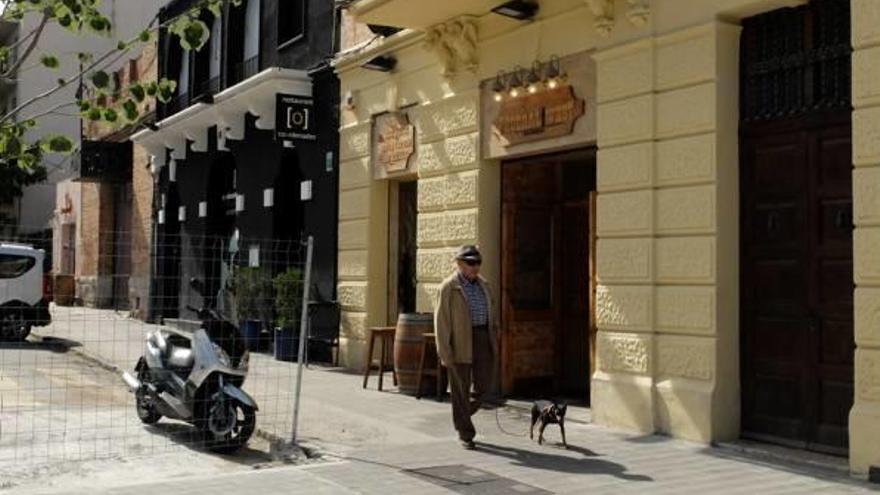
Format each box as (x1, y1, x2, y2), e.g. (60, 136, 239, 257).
(448, 325, 495, 442)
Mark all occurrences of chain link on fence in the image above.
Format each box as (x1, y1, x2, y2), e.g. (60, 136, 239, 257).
(0, 224, 330, 467)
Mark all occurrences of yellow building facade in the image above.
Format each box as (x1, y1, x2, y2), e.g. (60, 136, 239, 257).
(334, 0, 880, 475)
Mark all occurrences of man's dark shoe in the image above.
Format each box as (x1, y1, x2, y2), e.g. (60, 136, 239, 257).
(460, 439, 476, 450)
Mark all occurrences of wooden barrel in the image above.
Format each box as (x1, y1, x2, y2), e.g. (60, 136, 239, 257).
(394, 312, 434, 395)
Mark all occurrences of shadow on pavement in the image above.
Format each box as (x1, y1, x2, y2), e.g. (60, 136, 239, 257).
(476, 441, 653, 481)
(0, 336, 81, 353)
(143, 422, 274, 466)
(623, 434, 672, 444)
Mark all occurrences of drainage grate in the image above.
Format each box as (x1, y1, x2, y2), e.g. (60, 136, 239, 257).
(405, 465, 552, 494)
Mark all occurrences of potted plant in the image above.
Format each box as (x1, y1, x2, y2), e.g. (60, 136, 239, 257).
(232, 266, 272, 350)
(273, 267, 304, 362)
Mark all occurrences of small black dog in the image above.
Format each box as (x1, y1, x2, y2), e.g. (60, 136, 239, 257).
(530, 400, 568, 448)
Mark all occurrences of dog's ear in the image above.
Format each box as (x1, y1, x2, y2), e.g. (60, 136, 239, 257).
(559, 404, 568, 416)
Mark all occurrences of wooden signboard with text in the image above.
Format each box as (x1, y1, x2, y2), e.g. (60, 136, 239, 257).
(373, 112, 416, 179)
(493, 86, 585, 146)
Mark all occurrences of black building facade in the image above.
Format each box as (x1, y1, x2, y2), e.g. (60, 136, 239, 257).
(134, 0, 340, 325)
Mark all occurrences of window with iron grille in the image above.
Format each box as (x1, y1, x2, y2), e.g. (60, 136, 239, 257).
(278, 0, 306, 48)
(740, 0, 851, 123)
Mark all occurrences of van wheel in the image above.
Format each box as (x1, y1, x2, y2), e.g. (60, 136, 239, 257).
(0, 309, 30, 342)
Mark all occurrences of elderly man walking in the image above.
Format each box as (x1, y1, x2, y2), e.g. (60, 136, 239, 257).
(434, 245, 498, 449)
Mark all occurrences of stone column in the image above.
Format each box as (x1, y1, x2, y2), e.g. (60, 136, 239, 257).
(592, 38, 657, 433)
(651, 22, 741, 442)
(592, 21, 741, 442)
(337, 121, 384, 370)
(849, 0, 880, 476)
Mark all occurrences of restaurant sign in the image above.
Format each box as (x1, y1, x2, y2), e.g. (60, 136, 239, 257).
(276, 93, 317, 141)
(373, 112, 416, 178)
(493, 85, 585, 146)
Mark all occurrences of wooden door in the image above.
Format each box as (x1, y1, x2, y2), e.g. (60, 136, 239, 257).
(500, 151, 596, 397)
(501, 163, 560, 395)
(740, 117, 853, 453)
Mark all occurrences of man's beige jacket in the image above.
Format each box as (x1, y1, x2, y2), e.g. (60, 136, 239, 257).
(433, 272, 499, 365)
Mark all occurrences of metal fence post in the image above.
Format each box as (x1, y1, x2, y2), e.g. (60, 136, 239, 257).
(291, 235, 314, 445)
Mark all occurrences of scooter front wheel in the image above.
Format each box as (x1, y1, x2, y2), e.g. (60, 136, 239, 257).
(201, 399, 256, 454)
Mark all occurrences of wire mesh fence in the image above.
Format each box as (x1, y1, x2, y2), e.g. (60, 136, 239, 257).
(0, 224, 334, 467)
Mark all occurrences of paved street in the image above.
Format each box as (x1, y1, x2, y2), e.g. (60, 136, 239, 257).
(0, 335, 283, 494)
(2, 305, 876, 494)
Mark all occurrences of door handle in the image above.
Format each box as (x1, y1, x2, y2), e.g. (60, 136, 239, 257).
(807, 315, 820, 334)
(834, 208, 851, 230)
(767, 212, 779, 233)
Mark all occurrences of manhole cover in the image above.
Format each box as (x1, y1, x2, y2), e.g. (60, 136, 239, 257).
(405, 464, 552, 494)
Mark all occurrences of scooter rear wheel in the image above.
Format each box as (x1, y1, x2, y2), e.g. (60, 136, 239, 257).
(135, 360, 162, 425)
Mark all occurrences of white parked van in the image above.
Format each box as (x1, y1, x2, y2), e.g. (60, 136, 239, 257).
(0, 243, 51, 341)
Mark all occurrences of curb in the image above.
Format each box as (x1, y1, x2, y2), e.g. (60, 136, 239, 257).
(31, 331, 124, 375)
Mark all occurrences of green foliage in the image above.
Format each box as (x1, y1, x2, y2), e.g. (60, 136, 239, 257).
(0, 155, 47, 204)
(39, 55, 59, 69)
(233, 267, 274, 321)
(0, 0, 240, 184)
(273, 268, 304, 330)
(40, 135, 74, 154)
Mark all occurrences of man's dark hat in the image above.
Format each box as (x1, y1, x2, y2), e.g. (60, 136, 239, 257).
(455, 245, 482, 262)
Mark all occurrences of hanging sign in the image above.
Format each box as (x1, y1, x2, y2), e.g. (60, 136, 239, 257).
(276, 94, 317, 141)
(373, 112, 415, 178)
(493, 85, 585, 146)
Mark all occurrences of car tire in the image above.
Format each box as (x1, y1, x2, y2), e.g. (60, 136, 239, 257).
(0, 308, 30, 342)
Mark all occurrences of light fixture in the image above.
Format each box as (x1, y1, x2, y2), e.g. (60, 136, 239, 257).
(361, 54, 397, 72)
(545, 55, 566, 89)
(527, 61, 542, 94)
(508, 66, 524, 98)
(491, 0, 539, 20)
(492, 71, 507, 102)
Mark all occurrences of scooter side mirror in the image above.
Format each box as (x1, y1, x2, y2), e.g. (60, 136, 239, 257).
(189, 277, 205, 295)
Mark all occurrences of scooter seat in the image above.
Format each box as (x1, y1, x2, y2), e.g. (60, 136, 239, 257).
(167, 347, 194, 369)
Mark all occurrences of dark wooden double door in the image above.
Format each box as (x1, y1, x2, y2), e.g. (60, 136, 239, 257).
(501, 150, 595, 399)
(740, 115, 854, 454)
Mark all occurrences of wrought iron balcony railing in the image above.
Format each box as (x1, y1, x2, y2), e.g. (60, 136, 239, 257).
(193, 76, 222, 104)
(228, 55, 260, 87)
(159, 92, 190, 120)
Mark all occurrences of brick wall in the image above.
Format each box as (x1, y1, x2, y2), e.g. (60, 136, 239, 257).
(129, 143, 153, 319)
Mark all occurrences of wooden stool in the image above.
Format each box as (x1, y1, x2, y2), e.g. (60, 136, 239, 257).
(362, 327, 397, 391)
(416, 332, 445, 400)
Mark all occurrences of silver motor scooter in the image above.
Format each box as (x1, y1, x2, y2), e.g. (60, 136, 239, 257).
(122, 279, 258, 453)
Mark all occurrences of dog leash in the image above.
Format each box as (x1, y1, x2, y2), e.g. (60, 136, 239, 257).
(492, 404, 530, 437)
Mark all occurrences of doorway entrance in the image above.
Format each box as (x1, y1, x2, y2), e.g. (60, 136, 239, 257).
(501, 149, 596, 400)
(388, 180, 418, 324)
(739, 0, 853, 455)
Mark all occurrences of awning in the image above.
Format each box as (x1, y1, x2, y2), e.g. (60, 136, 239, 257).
(131, 67, 311, 172)
(348, 0, 499, 30)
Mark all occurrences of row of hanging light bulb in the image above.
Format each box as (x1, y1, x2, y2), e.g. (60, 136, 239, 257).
(492, 55, 567, 102)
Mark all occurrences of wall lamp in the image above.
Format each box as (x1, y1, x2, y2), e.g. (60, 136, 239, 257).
(492, 56, 568, 102)
(491, 0, 539, 20)
(361, 54, 397, 72)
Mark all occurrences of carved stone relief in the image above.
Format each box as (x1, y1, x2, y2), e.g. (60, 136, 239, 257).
(423, 16, 479, 81)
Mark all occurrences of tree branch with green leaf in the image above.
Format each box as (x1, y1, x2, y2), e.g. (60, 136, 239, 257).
(0, 0, 241, 202)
